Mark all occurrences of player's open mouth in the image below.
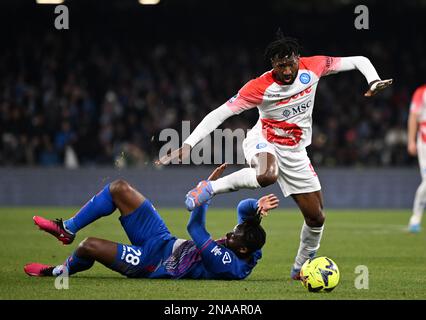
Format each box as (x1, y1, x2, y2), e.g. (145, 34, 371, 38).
(283, 74, 293, 82)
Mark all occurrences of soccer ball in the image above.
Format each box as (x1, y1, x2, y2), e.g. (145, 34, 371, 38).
(300, 256, 340, 292)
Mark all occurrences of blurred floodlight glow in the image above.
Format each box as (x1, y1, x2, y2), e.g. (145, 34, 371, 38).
(36, 0, 64, 4)
(139, 0, 161, 5)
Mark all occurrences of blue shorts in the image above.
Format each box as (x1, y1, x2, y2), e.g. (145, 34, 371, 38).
(110, 199, 176, 278)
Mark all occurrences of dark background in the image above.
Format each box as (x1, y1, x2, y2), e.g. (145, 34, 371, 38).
(1, 0, 425, 167)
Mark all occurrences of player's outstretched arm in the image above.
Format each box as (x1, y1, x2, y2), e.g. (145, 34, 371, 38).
(187, 204, 211, 248)
(155, 104, 235, 166)
(237, 194, 279, 224)
(331, 56, 392, 97)
(155, 143, 191, 165)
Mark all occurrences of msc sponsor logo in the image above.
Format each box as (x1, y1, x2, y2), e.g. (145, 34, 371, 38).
(282, 100, 312, 120)
(299, 72, 311, 84)
(276, 86, 312, 106)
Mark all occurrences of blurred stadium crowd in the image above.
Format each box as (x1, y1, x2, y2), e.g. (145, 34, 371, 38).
(0, 1, 424, 168)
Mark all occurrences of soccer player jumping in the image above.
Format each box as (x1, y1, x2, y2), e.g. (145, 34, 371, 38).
(24, 164, 279, 280)
(157, 32, 393, 279)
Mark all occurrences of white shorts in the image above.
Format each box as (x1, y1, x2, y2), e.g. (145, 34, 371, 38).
(242, 129, 321, 197)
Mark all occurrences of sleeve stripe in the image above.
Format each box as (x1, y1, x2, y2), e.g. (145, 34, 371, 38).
(200, 238, 213, 252)
(226, 72, 274, 114)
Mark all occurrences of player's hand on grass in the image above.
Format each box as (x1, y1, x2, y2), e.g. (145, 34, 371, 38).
(155, 143, 191, 165)
(408, 141, 417, 156)
(257, 194, 279, 217)
(364, 79, 393, 97)
(208, 163, 228, 181)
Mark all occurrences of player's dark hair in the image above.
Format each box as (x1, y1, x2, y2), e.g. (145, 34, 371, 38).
(239, 216, 266, 254)
(264, 28, 301, 61)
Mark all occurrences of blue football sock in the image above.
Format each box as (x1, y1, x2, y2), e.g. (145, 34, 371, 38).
(64, 252, 95, 276)
(63, 184, 116, 234)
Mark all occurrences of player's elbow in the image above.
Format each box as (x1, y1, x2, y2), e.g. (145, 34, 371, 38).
(353, 56, 372, 65)
(342, 56, 371, 67)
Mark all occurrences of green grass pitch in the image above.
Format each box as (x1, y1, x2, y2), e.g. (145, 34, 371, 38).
(1, 207, 425, 300)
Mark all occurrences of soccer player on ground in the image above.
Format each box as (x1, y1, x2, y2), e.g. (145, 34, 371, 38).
(407, 84, 426, 233)
(157, 31, 393, 279)
(24, 164, 279, 280)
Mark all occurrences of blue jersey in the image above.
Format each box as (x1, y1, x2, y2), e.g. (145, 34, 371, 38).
(151, 198, 262, 280)
(111, 198, 262, 280)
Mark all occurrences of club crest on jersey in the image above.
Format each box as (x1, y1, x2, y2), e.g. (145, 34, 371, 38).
(256, 143, 267, 149)
(299, 72, 311, 84)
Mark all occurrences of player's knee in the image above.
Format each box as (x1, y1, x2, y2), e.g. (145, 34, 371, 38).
(76, 237, 99, 257)
(305, 211, 325, 227)
(252, 153, 278, 187)
(256, 170, 278, 187)
(110, 179, 132, 198)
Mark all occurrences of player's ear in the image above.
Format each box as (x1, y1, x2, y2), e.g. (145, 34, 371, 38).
(239, 247, 248, 254)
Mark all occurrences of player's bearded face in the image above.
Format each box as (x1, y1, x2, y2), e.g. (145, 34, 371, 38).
(272, 54, 300, 84)
(225, 225, 245, 251)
